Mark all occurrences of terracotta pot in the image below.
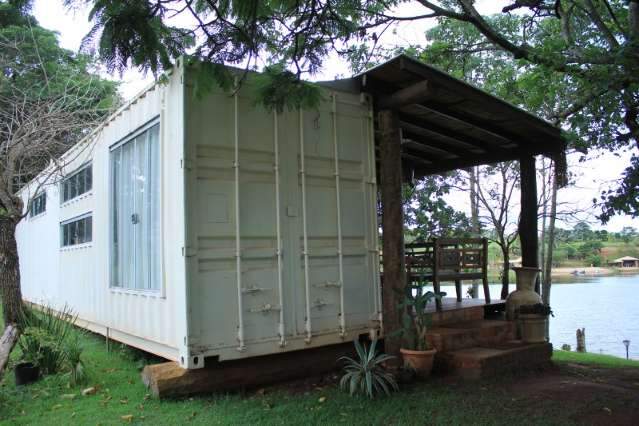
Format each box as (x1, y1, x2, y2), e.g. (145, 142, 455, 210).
(505, 267, 542, 320)
(519, 314, 548, 343)
(400, 348, 437, 379)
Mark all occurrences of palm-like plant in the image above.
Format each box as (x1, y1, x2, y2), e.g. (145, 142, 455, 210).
(339, 340, 398, 399)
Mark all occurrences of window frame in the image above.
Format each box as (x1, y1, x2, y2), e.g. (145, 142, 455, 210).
(29, 192, 47, 218)
(60, 163, 93, 204)
(108, 117, 164, 296)
(60, 213, 93, 248)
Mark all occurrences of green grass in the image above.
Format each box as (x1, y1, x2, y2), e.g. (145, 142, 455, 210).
(0, 328, 565, 426)
(552, 350, 639, 368)
(1, 307, 638, 425)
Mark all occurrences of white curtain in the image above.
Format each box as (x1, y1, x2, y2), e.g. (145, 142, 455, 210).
(111, 124, 160, 290)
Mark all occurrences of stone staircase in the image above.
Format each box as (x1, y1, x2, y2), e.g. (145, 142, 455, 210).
(426, 304, 552, 379)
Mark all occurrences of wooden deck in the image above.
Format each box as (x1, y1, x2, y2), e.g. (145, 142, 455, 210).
(425, 297, 506, 326)
(425, 297, 505, 313)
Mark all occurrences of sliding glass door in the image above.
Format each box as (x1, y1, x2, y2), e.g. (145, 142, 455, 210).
(111, 123, 161, 290)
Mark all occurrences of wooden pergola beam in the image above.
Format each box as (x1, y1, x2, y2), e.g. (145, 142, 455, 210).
(379, 109, 405, 358)
(413, 147, 547, 177)
(401, 139, 453, 160)
(399, 114, 507, 156)
(398, 56, 561, 141)
(409, 102, 531, 148)
(377, 80, 431, 110)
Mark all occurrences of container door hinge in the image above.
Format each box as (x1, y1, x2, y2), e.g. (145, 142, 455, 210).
(183, 246, 197, 257)
(181, 159, 194, 170)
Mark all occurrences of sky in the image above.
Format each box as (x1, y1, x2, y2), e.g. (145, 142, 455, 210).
(31, 0, 639, 232)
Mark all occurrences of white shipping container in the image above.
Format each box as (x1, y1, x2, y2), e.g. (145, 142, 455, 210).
(16, 60, 381, 369)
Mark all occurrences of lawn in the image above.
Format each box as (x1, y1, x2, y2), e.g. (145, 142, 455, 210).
(552, 350, 639, 368)
(1, 313, 639, 425)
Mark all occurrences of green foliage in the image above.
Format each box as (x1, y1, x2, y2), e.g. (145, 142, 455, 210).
(586, 254, 602, 267)
(577, 240, 603, 260)
(81, 0, 193, 75)
(518, 303, 554, 317)
(599, 155, 639, 222)
(338, 339, 398, 399)
(17, 305, 87, 383)
(0, 2, 119, 103)
(65, 334, 87, 385)
(252, 64, 323, 112)
(18, 326, 65, 374)
(396, 284, 444, 351)
(403, 175, 472, 240)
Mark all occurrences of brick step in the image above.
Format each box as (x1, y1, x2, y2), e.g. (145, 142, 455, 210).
(434, 341, 553, 380)
(426, 320, 516, 352)
(431, 306, 485, 326)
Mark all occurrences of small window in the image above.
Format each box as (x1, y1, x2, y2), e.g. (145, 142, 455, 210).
(30, 193, 46, 217)
(61, 215, 92, 247)
(61, 164, 92, 203)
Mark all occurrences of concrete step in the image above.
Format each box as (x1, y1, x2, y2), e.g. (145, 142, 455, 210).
(435, 341, 553, 380)
(427, 320, 516, 352)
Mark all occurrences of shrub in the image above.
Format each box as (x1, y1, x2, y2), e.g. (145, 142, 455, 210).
(65, 334, 86, 385)
(518, 303, 554, 317)
(339, 340, 398, 399)
(18, 326, 65, 374)
(18, 304, 86, 383)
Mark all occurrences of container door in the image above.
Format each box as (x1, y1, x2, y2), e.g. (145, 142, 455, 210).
(292, 95, 378, 338)
(190, 90, 284, 348)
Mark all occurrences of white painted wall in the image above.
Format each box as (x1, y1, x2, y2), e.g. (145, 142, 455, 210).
(17, 62, 381, 369)
(17, 63, 187, 362)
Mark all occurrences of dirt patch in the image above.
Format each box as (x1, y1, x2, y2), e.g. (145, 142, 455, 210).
(504, 363, 639, 425)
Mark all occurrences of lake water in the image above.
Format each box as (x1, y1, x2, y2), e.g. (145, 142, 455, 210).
(440, 274, 639, 360)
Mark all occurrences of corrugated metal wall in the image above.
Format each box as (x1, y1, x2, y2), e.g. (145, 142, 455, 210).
(17, 62, 381, 369)
(184, 70, 381, 362)
(17, 65, 187, 362)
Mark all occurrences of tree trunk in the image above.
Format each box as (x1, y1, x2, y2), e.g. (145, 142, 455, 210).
(539, 159, 548, 284)
(501, 247, 510, 300)
(542, 165, 558, 306)
(0, 216, 24, 326)
(469, 167, 480, 298)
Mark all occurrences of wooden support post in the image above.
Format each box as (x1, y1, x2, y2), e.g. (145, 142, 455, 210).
(519, 155, 540, 293)
(379, 109, 405, 357)
(576, 328, 586, 353)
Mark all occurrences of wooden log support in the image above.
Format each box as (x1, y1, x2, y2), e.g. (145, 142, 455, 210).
(576, 328, 586, 353)
(0, 324, 19, 377)
(378, 80, 430, 110)
(142, 342, 355, 398)
(519, 155, 540, 293)
(379, 109, 405, 356)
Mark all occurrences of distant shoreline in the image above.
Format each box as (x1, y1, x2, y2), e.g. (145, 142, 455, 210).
(485, 267, 639, 282)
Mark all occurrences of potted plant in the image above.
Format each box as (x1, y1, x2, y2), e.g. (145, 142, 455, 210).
(396, 284, 444, 378)
(15, 327, 44, 386)
(517, 303, 553, 343)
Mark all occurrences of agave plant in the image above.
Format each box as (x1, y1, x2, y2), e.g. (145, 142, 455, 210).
(339, 340, 398, 399)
